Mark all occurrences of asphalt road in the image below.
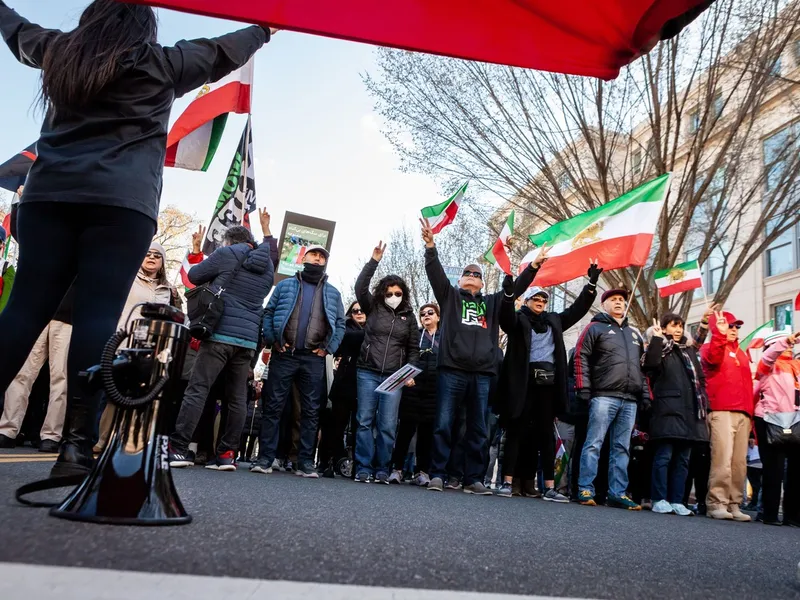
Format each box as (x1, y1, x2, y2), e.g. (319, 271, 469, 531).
(1, 448, 799, 600)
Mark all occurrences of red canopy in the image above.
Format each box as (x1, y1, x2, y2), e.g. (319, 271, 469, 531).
(130, 0, 713, 79)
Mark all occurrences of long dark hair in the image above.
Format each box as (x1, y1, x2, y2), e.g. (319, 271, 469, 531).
(372, 275, 411, 312)
(40, 1, 158, 118)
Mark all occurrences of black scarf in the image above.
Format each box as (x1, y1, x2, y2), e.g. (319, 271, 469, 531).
(520, 306, 549, 334)
(301, 263, 325, 285)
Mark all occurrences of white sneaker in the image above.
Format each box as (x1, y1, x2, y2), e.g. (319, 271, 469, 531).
(652, 499, 675, 514)
(671, 503, 693, 516)
(388, 470, 403, 484)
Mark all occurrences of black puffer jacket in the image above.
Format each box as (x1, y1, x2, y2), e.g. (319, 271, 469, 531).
(355, 259, 420, 375)
(329, 319, 366, 410)
(0, 3, 268, 222)
(642, 336, 709, 442)
(575, 312, 649, 403)
(399, 328, 439, 422)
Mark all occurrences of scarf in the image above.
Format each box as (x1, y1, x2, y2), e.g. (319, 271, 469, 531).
(301, 263, 325, 285)
(656, 337, 708, 420)
(520, 306, 549, 334)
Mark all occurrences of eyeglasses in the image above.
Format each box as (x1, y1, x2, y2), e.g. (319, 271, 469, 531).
(420, 310, 436, 317)
(384, 291, 403, 298)
(529, 296, 548, 304)
(145, 251, 163, 259)
(462, 271, 482, 279)
(351, 308, 364, 315)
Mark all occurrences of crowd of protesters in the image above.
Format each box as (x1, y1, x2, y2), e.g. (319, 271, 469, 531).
(0, 0, 796, 528)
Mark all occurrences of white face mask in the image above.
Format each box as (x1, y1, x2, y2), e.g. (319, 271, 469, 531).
(385, 295, 403, 310)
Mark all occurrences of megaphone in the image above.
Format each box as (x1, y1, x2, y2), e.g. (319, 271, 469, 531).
(49, 302, 192, 525)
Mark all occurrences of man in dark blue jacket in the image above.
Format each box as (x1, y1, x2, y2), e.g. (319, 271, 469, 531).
(251, 245, 346, 478)
(170, 214, 276, 471)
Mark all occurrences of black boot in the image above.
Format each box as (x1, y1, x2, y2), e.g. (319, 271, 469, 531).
(50, 391, 101, 479)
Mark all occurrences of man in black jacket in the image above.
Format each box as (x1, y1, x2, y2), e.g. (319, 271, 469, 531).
(420, 218, 526, 495)
(575, 289, 648, 510)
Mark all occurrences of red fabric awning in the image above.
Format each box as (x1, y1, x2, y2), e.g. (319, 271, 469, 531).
(129, 0, 714, 79)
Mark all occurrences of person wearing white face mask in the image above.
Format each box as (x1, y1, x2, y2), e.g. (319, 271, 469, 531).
(352, 241, 421, 483)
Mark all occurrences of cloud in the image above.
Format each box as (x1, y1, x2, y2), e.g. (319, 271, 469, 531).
(360, 113, 393, 154)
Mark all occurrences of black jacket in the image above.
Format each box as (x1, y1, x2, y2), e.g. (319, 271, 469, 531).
(355, 259, 420, 375)
(0, 3, 268, 222)
(399, 328, 440, 422)
(424, 247, 527, 376)
(497, 265, 596, 421)
(575, 312, 649, 403)
(642, 336, 709, 442)
(329, 319, 365, 409)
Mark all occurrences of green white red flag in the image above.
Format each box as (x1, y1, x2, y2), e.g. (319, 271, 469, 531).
(553, 426, 569, 491)
(653, 260, 703, 297)
(740, 320, 774, 352)
(520, 174, 670, 287)
(165, 59, 254, 171)
(179, 251, 204, 291)
(484, 210, 515, 275)
(420, 183, 468, 234)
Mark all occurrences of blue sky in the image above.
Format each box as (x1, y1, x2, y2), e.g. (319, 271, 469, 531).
(0, 1, 444, 290)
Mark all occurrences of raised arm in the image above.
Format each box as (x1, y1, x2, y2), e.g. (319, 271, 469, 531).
(355, 241, 386, 316)
(498, 284, 519, 336)
(420, 218, 454, 305)
(700, 311, 729, 369)
(163, 26, 269, 98)
(0, 2, 60, 68)
(642, 323, 665, 372)
(558, 261, 601, 331)
(756, 333, 798, 379)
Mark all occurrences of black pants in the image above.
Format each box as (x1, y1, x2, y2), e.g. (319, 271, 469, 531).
(746, 467, 762, 506)
(0, 203, 155, 431)
(171, 341, 253, 455)
(504, 382, 556, 481)
(571, 417, 609, 502)
(318, 398, 353, 466)
(683, 441, 711, 507)
(392, 415, 434, 474)
(754, 417, 800, 523)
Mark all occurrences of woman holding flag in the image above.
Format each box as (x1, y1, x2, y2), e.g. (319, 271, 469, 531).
(495, 252, 600, 500)
(0, 0, 274, 478)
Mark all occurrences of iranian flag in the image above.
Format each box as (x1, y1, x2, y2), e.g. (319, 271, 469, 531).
(553, 426, 569, 490)
(165, 60, 254, 171)
(740, 320, 774, 352)
(653, 260, 703, 297)
(484, 210, 515, 275)
(421, 183, 468, 234)
(520, 174, 670, 287)
(179, 251, 204, 291)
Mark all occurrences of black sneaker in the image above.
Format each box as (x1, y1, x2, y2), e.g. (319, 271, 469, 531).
(39, 439, 60, 454)
(193, 451, 209, 466)
(283, 460, 295, 473)
(205, 450, 236, 471)
(296, 463, 319, 479)
(169, 448, 195, 468)
(496, 482, 513, 497)
(445, 477, 462, 490)
(0, 434, 15, 448)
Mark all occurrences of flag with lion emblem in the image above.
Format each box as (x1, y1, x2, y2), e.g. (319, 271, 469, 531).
(653, 260, 702, 297)
(519, 174, 670, 287)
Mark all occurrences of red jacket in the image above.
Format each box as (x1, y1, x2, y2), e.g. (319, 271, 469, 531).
(700, 314, 754, 415)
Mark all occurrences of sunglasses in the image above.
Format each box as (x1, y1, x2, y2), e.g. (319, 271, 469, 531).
(729, 324, 741, 330)
(529, 296, 548, 303)
(384, 291, 403, 298)
(420, 310, 437, 317)
(351, 308, 364, 315)
(145, 251, 162, 259)
(462, 270, 482, 279)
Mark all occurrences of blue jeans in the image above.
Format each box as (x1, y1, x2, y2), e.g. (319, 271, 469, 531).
(430, 368, 490, 485)
(651, 441, 691, 503)
(257, 351, 325, 469)
(578, 396, 637, 499)
(355, 369, 403, 476)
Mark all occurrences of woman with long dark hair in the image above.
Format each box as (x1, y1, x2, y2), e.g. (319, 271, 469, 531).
(0, 0, 272, 477)
(353, 242, 420, 483)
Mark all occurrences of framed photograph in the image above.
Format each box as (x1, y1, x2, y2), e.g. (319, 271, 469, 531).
(275, 211, 336, 282)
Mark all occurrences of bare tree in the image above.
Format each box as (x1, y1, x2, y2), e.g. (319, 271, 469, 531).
(364, 0, 800, 329)
(155, 205, 200, 278)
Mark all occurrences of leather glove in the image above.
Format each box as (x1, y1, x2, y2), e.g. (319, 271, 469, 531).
(502, 274, 514, 295)
(587, 263, 604, 284)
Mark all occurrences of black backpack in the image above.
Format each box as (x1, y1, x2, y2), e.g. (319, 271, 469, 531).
(185, 251, 247, 340)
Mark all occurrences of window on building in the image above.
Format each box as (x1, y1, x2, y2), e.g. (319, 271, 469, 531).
(688, 109, 701, 134)
(686, 246, 725, 300)
(770, 56, 782, 77)
(550, 285, 567, 313)
(687, 322, 701, 342)
(713, 92, 724, 118)
(773, 301, 793, 331)
(556, 172, 570, 192)
(631, 149, 642, 175)
(794, 39, 800, 65)
(764, 124, 800, 277)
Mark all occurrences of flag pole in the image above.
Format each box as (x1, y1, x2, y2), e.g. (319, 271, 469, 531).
(698, 262, 711, 310)
(622, 266, 644, 321)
